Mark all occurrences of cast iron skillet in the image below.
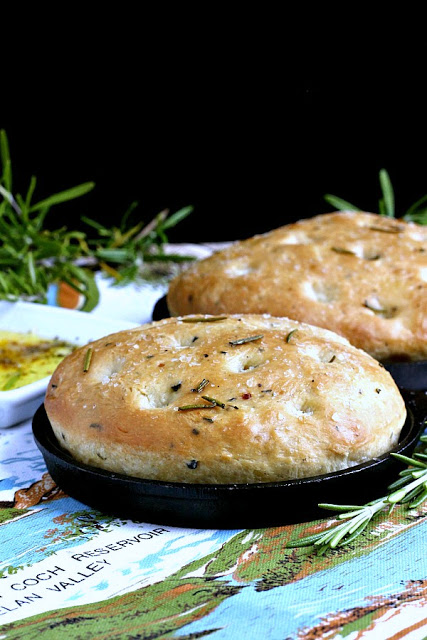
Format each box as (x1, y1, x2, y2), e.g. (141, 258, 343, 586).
(33, 389, 426, 528)
(152, 295, 427, 390)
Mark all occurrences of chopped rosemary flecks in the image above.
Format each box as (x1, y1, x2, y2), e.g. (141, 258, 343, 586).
(0, 129, 194, 308)
(192, 378, 210, 393)
(203, 417, 214, 423)
(2, 371, 21, 391)
(328, 355, 336, 363)
(229, 334, 264, 346)
(182, 316, 227, 323)
(201, 395, 226, 408)
(83, 348, 93, 372)
(171, 382, 182, 392)
(285, 329, 298, 343)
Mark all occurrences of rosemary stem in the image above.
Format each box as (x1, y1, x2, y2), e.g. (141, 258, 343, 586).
(387, 471, 427, 504)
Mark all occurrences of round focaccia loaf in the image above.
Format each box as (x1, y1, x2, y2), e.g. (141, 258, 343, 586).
(167, 211, 427, 362)
(44, 314, 406, 484)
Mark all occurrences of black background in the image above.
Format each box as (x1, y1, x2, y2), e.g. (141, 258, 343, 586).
(2, 29, 426, 245)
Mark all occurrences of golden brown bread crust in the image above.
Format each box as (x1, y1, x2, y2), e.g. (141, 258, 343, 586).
(166, 212, 427, 361)
(44, 314, 406, 484)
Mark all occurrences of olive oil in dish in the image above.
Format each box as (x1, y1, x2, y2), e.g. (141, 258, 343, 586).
(0, 330, 76, 391)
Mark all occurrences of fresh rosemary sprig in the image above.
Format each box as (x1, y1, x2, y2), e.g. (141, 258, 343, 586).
(0, 129, 97, 309)
(0, 130, 194, 310)
(287, 434, 427, 554)
(324, 168, 427, 224)
(82, 204, 194, 286)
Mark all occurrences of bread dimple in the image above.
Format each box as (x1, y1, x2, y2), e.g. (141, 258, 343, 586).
(44, 314, 407, 484)
(166, 211, 427, 361)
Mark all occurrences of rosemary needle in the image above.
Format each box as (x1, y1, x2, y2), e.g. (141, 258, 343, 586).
(331, 247, 356, 255)
(178, 403, 216, 411)
(285, 329, 298, 343)
(182, 317, 227, 323)
(229, 334, 264, 346)
(192, 378, 210, 392)
(324, 167, 427, 224)
(83, 348, 93, 372)
(201, 395, 226, 408)
(369, 225, 401, 233)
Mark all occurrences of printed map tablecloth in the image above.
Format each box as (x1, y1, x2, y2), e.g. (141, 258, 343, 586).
(1, 267, 427, 639)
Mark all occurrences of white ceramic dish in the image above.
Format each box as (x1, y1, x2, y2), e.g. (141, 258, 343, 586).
(0, 301, 138, 428)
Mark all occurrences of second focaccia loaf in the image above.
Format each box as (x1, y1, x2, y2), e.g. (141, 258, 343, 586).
(44, 314, 406, 484)
(167, 211, 427, 361)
